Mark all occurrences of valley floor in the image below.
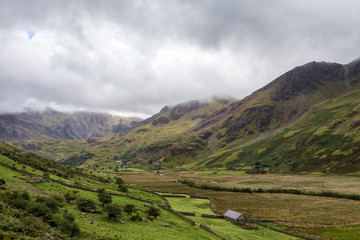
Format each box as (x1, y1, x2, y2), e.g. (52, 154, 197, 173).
(117, 170, 360, 240)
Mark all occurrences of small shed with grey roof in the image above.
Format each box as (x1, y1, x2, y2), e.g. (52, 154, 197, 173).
(223, 210, 249, 226)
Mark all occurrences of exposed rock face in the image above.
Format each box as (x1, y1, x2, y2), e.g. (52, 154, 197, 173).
(152, 116, 170, 125)
(169, 100, 206, 120)
(0, 109, 142, 141)
(135, 106, 169, 127)
(270, 62, 347, 100)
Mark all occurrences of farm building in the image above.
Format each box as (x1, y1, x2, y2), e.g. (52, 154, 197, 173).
(223, 210, 249, 226)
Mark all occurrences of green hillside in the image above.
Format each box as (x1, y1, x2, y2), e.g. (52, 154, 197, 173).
(0, 142, 222, 239)
(190, 90, 360, 174)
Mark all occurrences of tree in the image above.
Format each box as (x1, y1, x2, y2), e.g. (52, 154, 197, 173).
(77, 198, 97, 213)
(97, 188, 112, 206)
(104, 203, 122, 220)
(146, 206, 160, 220)
(115, 177, 124, 185)
(64, 192, 77, 203)
(35, 196, 59, 213)
(58, 213, 80, 237)
(21, 191, 30, 200)
(123, 204, 135, 215)
(118, 185, 128, 193)
(28, 202, 52, 222)
(0, 179, 5, 185)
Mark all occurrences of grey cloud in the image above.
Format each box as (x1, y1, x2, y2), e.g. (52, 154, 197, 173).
(0, 0, 360, 116)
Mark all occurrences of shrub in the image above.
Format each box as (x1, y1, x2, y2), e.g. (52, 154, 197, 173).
(104, 203, 122, 220)
(21, 216, 50, 237)
(0, 213, 24, 232)
(146, 206, 160, 219)
(77, 198, 97, 213)
(0, 179, 5, 185)
(9, 197, 30, 211)
(97, 188, 112, 206)
(58, 213, 80, 237)
(123, 204, 135, 215)
(35, 196, 59, 213)
(28, 202, 52, 222)
(64, 192, 77, 203)
(130, 214, 142, 221)
(115, 177, 124, 185)
(20, 191, 30, 200)
(181, 180, 196, 187)
(118, 185, 128, 193)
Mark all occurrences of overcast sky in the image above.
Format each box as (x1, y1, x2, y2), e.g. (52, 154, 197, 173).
(0, 0, 359, 118)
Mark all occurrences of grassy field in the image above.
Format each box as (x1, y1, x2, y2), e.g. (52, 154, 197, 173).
(164, 194, 301, 240)
(172, 172, 360, 195)
(121, 171, 360, 239)
(166, 196, 214, 215)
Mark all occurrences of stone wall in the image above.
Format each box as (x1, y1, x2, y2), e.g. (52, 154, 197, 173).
(199, 223, 229, 240)
(201, 214, 223, 219)
(179, 211, 196, 216)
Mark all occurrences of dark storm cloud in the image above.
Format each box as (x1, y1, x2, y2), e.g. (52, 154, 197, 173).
(0, 0, 359, 117)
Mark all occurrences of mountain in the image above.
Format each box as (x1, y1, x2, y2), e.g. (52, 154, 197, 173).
(6, 58, 360, 174)
(11, 97, 234, 165)
(0, 109, 142, 141)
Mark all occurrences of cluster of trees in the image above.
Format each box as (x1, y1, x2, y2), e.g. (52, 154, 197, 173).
(0, 189, 80, 238)
(250, 161, 270, 174)
(62, 187, 160, 223)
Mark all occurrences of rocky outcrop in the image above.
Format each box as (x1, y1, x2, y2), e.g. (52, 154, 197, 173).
(152, 116, 170, 125)
(270, 62, 347, 100)
(134, 106, 169, 127)
(169, 100, 206, 120)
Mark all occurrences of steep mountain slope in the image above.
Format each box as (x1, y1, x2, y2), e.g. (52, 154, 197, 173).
(0, 109, 141, 141)
(191, 90, 360, 173)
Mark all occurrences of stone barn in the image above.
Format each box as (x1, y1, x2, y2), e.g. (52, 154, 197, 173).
(223, 210, 249, 226)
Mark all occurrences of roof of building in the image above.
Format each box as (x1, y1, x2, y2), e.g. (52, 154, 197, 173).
(223, 210, 242, 220)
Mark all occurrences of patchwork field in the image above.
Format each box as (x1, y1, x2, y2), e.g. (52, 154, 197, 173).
(164, 194, 299, 240)
(121, 171, 360, 239)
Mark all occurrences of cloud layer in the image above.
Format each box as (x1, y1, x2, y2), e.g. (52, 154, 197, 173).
(1, 0, 360, 117)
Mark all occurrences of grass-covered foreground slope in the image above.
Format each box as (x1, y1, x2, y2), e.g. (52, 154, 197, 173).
(0, 142, 221, 239)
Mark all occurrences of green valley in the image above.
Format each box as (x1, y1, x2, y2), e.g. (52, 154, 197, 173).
(2, 59, 360, 239)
